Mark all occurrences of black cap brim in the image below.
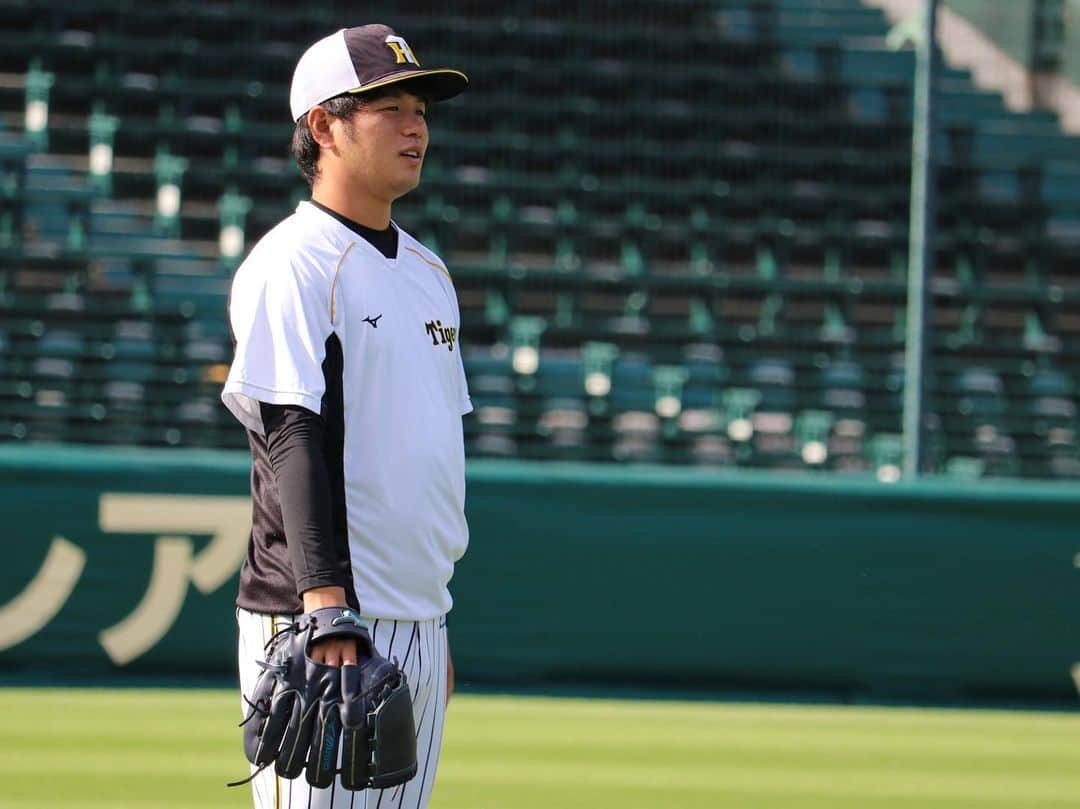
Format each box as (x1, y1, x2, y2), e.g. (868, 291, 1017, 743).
(346, 68, 469, 102)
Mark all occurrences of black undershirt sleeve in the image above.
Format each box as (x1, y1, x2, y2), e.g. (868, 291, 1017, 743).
(259, 402, 351, 598)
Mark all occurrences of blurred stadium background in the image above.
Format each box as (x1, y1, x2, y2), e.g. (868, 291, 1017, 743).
(1, 0, 1080, 794)
(3, 0, 1080, 475)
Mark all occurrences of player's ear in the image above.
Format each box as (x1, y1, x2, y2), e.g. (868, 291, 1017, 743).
(307, 106, 336, 150)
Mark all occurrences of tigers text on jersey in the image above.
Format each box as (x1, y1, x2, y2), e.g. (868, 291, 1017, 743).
(222, 201, 472, 621)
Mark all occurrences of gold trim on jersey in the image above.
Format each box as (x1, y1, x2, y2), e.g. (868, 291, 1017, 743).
(404, 245, 453, 284)
(330, 242, 357, 324)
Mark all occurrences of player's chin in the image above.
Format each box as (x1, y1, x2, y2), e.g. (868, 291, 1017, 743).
(390, 170, 423, 197)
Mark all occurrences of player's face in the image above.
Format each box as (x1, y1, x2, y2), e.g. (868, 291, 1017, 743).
(337, 89, 429, 202)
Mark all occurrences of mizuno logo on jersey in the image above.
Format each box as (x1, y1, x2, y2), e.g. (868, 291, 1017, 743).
(424, 319, 457, 352)
(363, 314, 383, 328)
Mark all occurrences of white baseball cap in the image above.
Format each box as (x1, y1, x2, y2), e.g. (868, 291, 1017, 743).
(289, 24, 469, 122)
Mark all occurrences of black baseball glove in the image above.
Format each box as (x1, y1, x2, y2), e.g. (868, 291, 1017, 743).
(229, 607, 417, 791)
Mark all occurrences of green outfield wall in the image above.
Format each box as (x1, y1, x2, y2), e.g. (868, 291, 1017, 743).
(0, 445, 1078, 702)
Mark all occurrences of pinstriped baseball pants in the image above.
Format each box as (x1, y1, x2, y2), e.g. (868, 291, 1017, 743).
(237, 607, 449, 809)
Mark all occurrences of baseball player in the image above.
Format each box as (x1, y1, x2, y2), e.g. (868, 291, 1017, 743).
(221, 24, 471, 809)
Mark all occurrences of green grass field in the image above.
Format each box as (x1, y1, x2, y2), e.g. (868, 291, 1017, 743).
(2, 688, 1079, 808)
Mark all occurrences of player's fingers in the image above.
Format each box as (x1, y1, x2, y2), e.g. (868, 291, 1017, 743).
(310, 639, 338, 666)
(312, 638, 357, 667)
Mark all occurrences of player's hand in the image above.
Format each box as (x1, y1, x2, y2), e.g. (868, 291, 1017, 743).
(302, 585, 359, 667)
(310, 636, 358, 666)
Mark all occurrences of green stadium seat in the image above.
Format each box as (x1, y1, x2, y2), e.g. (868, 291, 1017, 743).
(1025, 367, 1077, 475)
(793, 408, 835, 467)
(462, 344, 517, 458)
(943, 455, 987, 479)
(664, 343, 729, 464)
(532, 349, 589, 458)
(866, 432, 903, 482)
(819, 358, 867, 421)
(952, 366, 1007, 424)
(609, 352, 660, 462)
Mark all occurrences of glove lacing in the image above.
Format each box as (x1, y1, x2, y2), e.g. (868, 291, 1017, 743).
(226, 623, 301, 788)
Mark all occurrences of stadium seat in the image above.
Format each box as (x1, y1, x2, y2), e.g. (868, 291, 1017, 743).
(462, 343, 517, 458)
(532, 349, 589, 457)
(609, 351, 660, 463)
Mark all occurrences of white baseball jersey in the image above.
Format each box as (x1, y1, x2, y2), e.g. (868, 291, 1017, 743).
(222, 200, 472, 620)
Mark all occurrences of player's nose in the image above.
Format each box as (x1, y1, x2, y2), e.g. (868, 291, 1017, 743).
(401, 114, 427, 140)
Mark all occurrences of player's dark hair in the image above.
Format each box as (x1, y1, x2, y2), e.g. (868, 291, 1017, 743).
(291, 86, 433, 187)
(291, 94, 368, 187)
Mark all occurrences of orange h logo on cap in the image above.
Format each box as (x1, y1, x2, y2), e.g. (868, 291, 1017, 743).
(385, 35, 420, 66)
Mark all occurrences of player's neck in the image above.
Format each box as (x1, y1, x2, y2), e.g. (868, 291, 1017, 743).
(311, 184, 392, 231)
